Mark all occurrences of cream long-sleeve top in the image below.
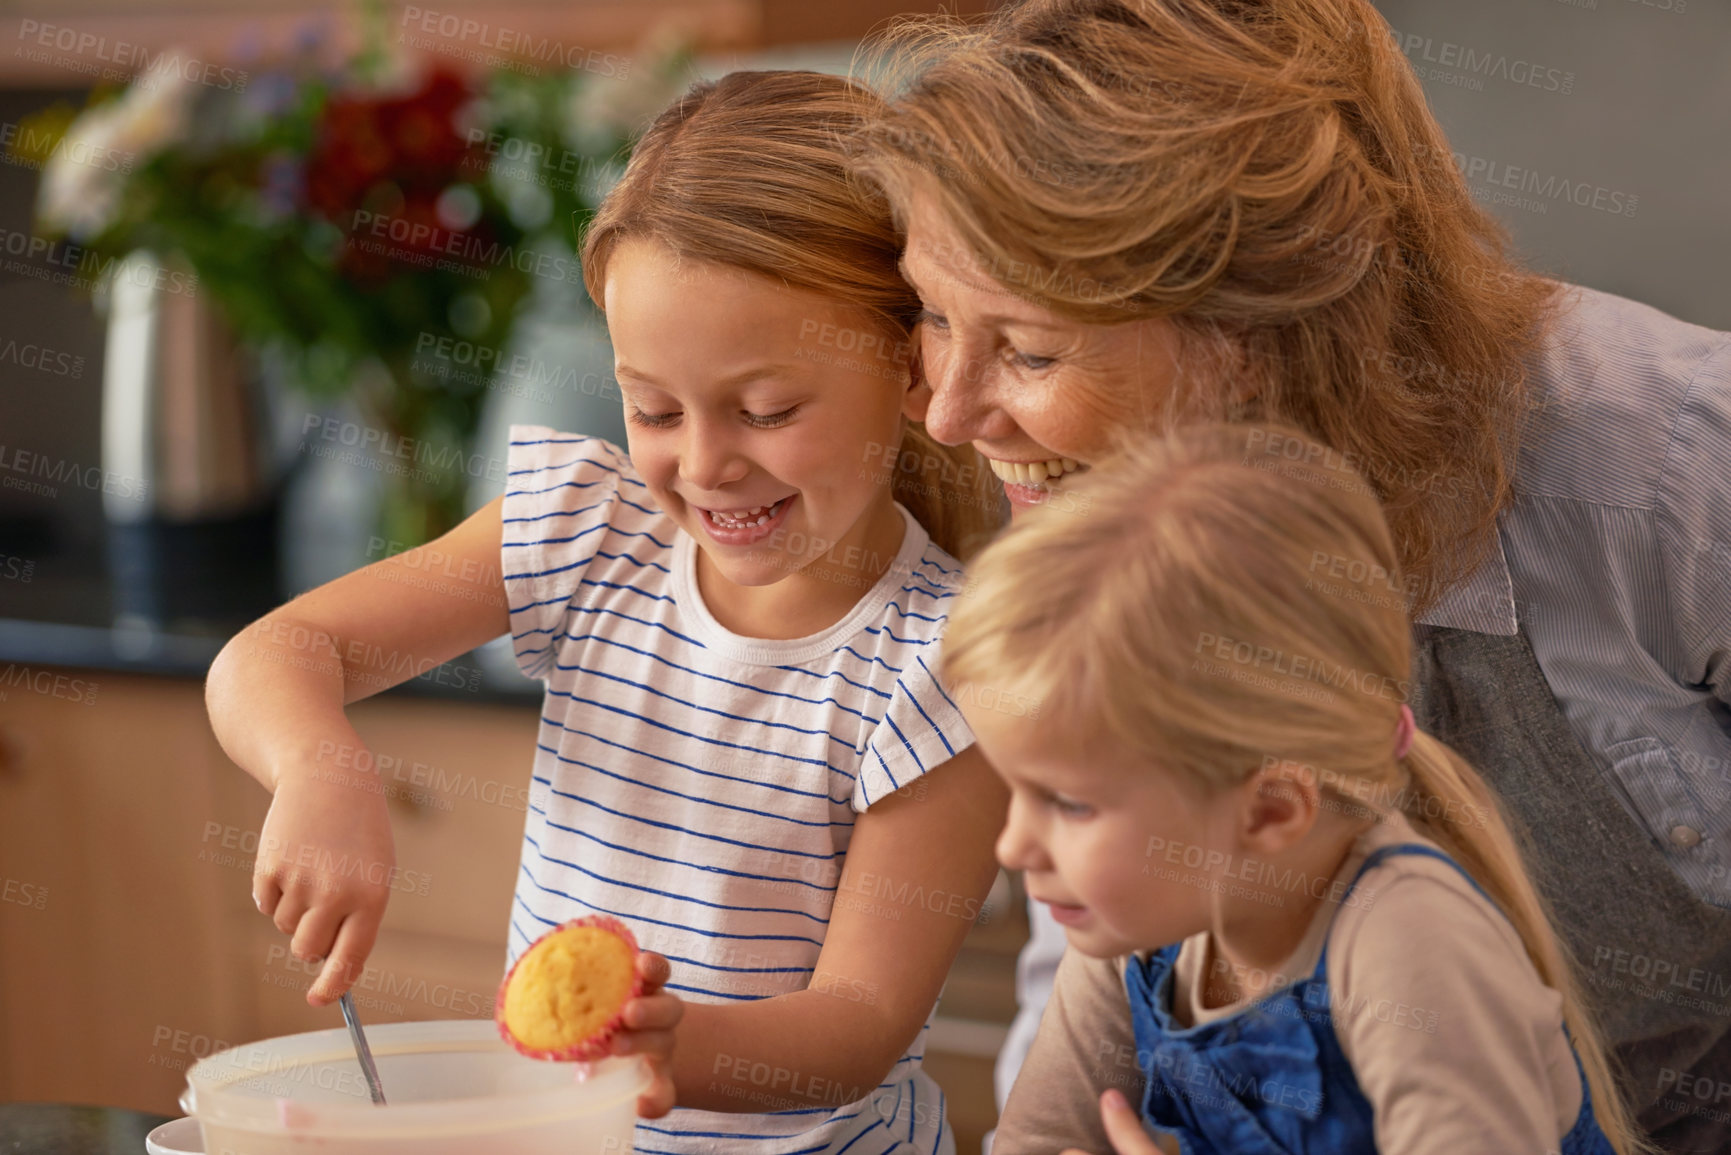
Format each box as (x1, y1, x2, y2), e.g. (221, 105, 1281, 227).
(992, 810, 1586, 1155)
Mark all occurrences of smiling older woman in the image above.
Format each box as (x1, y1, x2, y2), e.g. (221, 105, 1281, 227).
(853, 1, 1731, 1153)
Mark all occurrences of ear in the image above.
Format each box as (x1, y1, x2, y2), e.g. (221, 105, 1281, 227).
(1235, 758, 1321, 858)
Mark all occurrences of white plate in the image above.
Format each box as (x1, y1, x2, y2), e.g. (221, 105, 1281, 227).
(144, 1116, 204, 1154)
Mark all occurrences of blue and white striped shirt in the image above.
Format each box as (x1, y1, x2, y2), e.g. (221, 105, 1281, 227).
(500, 427, 970, 1154)
(1416, 284, 1731, 907)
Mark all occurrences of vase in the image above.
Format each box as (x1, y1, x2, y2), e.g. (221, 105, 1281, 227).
(352, 358, 485, 554)
(100, 251, 275, 524)
(371, 437, 471, 551)
(100, 251, 285, 629)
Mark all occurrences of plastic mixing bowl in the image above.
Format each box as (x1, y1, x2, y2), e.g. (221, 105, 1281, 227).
(180, 1019, 648, 1154)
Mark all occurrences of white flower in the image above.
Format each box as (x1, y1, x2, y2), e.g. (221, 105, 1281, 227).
(566, 28, 694, 154)
(39, 49, 201, 240)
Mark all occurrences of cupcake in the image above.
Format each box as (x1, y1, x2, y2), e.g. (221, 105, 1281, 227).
(496, 915, 643, 1061)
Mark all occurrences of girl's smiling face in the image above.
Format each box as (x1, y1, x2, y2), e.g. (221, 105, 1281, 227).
(603, 240, 917, 626)
(964, 701, 1229, 959)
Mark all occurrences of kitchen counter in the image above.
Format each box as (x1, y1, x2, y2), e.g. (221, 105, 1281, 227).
(0, 1104, 172, 1155)
(0, 506, 539, 703)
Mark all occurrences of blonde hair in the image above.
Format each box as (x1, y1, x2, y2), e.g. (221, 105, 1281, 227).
(581, 69, 1006, 561)
(854, 0, 1564, 611)
(939, 424, 1646, 1155)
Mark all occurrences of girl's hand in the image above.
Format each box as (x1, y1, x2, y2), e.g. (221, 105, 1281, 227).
(1061, 1090, 1170, 1155)
(609, 952, 685, 1118)
(252, 768, 396, 1006)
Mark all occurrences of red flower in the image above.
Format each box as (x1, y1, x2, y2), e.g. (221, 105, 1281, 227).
(304, 66, 491, 279)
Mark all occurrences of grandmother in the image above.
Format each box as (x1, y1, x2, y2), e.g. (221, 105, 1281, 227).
(854, 1, 1731, 1151)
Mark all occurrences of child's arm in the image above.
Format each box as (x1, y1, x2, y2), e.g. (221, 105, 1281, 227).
(1060, 1091, 1180, 1155)
(990, 943, 1148, 1155)
(204, 496, 511, 1005)
(1330, 869, 1579, 1154)
(612, 744, 1008, 1115)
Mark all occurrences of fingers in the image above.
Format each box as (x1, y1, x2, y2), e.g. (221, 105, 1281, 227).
(309, 915, 381, 1007)
(612, 992, 682, 1058)
(253, 871, 283, 918)
(635, 951, 671, 991)
(1098, 1089, 1162, 1155)
(635, 1060, 677, 1119)
(622, 991, 684, 1033)
(249, 778, 396, 1010)
(271, 883, 311, 938)
(257, 855, 386, 1007)
(612, 1029, 676, 1059)
(636, 1089, 674, 1119)
(615, 974, 680, 1120)
(290, 903, 345, 967)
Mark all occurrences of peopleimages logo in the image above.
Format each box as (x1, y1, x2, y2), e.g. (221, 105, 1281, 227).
(396, 6, 629, 78)
(1191, 631, 1410, 704)
(0, 444, 149, 502)
(0, 119, 133, 175)
(0, 337, 85, 378)
(347, 209, 582, 283)
(0, 663, 99, 705)
(1413, 143, 1638, 218)
(299, 414, 508, 484)
(14, 21, 249, 91)
(1386, 27, 1576, 94)
(0, 225, 199, 296)
(413, 332, 620, 400)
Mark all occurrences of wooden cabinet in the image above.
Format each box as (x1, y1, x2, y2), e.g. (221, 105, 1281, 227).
(0, 667, 1027, 1150)
(929, 869, 1029, 1153)
(0, 669, 539, 1114)
(0, 669, 236, 1113)
(202, 688, 540, 1047)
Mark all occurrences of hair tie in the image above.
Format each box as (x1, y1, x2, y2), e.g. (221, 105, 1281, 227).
(1393, 703, 1416, 761)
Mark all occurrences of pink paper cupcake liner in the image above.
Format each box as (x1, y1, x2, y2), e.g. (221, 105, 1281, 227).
(495, 914, 643, 1062)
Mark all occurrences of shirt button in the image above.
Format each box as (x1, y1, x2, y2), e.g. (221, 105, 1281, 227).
(1669, 825, 1703, 849)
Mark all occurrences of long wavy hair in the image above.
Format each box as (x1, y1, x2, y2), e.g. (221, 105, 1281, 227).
(582, 69, 1006, 561)
(853, 0, 1565, 611)
(940, 423, 1646, 1155)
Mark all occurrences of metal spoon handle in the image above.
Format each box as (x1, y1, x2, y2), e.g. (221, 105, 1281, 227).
(338, 992, 388, 1105)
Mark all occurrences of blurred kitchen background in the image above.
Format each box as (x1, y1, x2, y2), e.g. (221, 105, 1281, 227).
(0, 0, 1725, 1150)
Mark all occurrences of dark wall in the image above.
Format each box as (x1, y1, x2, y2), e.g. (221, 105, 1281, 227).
(1370, 0, 1731, 331)
(0, 87, 108, 553)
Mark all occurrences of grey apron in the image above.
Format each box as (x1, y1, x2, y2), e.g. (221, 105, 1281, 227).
(1411, 623, 1731, 1154)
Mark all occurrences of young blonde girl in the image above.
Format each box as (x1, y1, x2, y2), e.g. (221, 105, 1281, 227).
(207, 70, 1007, 1154)
(940, 424, 1645, 1155)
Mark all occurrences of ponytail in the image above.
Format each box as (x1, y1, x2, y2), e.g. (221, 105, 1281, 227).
(1399, 732, 1652, 1155)
(937, 423, 1651, 1154)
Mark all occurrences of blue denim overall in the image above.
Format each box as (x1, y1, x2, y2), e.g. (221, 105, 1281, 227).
(1123, 843, 1617, 1155)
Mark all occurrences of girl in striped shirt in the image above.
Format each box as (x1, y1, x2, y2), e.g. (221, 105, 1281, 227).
(209, 70, 1009, 1154)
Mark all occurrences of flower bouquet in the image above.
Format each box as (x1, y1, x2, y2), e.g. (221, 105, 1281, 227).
(30, 15, 689, 545)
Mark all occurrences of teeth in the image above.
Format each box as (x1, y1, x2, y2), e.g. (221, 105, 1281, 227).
(708, 497, 784, 528)
(987, 457, 1085, 488)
